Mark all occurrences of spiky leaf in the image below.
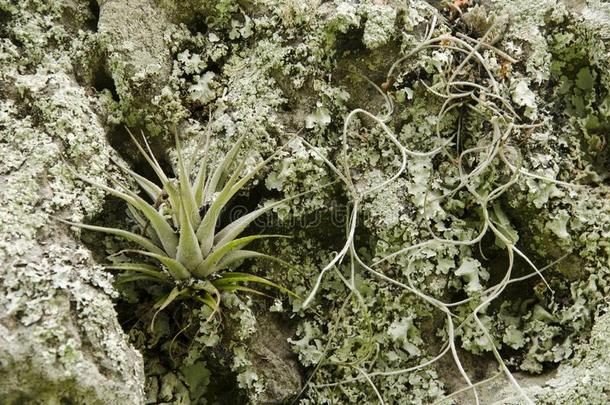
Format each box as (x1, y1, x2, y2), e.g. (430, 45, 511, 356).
(203, 135, 245, 202)
(214, 249, 292, 272)
(57, 219, 165, 256)
(176, 197, 204, 270)
(74, 174, 178, 257)
(105, 263, 170, 281)
(194, 235, 288, 277)
(151, 287, 186, 330)
(125, 249, 191, 280)
(175, 132, 200, 228)
(214, 271, 297, 297)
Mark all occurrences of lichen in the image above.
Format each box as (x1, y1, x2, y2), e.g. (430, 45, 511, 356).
(0, 1, 145, 399)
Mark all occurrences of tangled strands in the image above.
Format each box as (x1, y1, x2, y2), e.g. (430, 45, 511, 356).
(297, 14, 582, 405)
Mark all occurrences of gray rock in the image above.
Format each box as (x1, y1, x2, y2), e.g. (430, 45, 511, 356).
(249, 312, 302, 404)
(0, 69, 145, 404)
(97, 0, 174, 132)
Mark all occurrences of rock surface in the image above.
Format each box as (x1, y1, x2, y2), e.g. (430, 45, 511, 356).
(0, 68, 145, 403)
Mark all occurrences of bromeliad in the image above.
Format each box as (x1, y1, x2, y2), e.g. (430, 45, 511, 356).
(61, 130, 312, 325)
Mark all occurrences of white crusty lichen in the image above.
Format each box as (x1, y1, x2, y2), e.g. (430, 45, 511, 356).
(1, 29, 144, 405)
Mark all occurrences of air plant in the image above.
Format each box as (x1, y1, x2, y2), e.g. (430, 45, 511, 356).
(61, 130, 309, 324)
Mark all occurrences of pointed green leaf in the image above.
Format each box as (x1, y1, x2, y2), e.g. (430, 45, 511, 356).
(196, 181, 237, 255)
(126, 128, 170, 184)
(56, 218, 165, 256)
(193, 135, 210, 206)
(118, 186, 178, 257)
(175, 132, 200, 228)
(216, 284, 272, 298)
(221, 157, 248, 193)
(74, 171, 135, 204)
(196, 149, 277, 254)
(195, 293, 221, 321)
(74, 174, 178, 257)
(127, 129, 182, 224)
(151, 287, 186, 331)
(194, 235, 288, 277)
(215, 271, 297, 297)
(196, 187, 230, 256)
(196, 293, 219, 312)
(213, 181, 336, 248)
(116, 274, 169, 285)
(191, 280, 218, 294)
(192, 282, 221, 320)
(203, 135, 245, 202)
(214, 249, 292, 272)
(163, 180, 182, 228)
(127, 204, 147, 229)
(111, 157, 162, 201)
(123, 249, 191, 280)
(105, 263, 169, 281)
(131, 171, 163, 202)
(212, 203, 278, 249)
(126, 205, 162, 247)
(227, 151, 278, 194)
(196, 136, 249, 254)
(176, 196, 204, 270)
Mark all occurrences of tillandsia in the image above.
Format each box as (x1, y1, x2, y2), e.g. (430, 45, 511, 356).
(294, 15, 587, 405)
(60, 130, 311, 325)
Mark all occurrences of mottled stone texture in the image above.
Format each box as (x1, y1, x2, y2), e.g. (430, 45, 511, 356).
(0, 71, 145, 403)
(97, 0, 174, 132)
(0, 1, 145, 403)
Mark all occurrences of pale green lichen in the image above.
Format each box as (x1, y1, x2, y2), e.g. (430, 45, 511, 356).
(0, 1, 145, 399)
(511, 79, 538, 119)
(455, 258, 489, 294)
(361, 4, 397, 50)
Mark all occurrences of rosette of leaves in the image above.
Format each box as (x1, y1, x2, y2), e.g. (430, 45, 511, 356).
(62, 131, 301, 322)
